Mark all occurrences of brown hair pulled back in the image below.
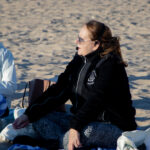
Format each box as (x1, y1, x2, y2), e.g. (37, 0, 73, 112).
(85, 20, 127, 66)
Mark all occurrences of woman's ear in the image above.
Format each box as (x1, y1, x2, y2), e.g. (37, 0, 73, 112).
(93, 41, 100, 50)
(95, 41, 99, 45)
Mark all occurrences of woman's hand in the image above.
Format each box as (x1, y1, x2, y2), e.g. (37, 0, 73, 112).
(13, 114, 29, 129)
(68, 128, 82, 150)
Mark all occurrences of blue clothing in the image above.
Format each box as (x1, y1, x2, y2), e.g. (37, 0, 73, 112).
(0, 94, 7, 117)
(8, 144, 46, 150)
(33, 111, 122, 149)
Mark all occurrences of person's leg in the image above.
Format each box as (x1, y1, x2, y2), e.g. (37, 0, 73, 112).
(63, 122, 122, 149)
(33, 111, 71, 148)
(81, 122, 122, 148)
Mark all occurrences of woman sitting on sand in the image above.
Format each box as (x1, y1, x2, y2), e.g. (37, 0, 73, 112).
(2, 20, 137, 149)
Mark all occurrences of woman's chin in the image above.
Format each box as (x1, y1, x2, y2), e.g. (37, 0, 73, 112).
(77, 51, 82, 56)
(77, 50, 84, 56)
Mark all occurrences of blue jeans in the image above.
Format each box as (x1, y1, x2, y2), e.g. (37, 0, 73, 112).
(32, 111, 122, 149)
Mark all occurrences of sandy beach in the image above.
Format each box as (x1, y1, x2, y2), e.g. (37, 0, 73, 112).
(0, 0, 150, 130)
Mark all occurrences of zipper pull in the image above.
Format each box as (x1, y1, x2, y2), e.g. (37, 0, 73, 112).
(84, 57, 87, 64)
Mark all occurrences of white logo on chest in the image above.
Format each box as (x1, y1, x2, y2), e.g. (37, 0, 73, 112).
(87, 70, 97, 85)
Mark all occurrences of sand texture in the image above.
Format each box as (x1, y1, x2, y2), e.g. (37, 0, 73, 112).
(0, 0, 150, 130)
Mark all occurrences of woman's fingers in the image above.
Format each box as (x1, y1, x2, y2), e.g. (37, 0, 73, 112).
(17, 121, 29, 129)
(13, 120, 27, 129)
(13, 114, 29, 129)
(74, 140, 78, 148)
(75, 139, 82, 148)
(68, 128, 82, 150)
(68, 143, 74, 150)
(68, 139, 82, 150)
(13, 118, 20, 128)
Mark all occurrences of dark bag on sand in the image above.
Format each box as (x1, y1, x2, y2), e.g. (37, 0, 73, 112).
(22, 79, 66, 112)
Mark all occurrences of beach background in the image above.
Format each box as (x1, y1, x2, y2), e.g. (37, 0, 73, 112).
(0, 0, 150, 130)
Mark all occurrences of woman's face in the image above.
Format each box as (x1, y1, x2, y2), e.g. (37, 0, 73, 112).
(76, 25, 99, 56)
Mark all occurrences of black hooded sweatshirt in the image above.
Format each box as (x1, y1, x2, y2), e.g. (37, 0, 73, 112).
(25, 50, 137, 132)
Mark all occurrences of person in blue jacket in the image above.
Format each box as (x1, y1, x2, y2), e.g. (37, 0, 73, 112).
(2, 20, 136, 149)
(0, 42, 17, 117)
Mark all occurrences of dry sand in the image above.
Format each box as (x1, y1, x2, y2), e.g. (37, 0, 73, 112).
(0, 0, 150, 130)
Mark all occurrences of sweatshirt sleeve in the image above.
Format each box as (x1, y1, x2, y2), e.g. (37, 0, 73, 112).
(0, 47, 17, 96)
(24, 55, 78, 122)
(70, 57, 117, 131)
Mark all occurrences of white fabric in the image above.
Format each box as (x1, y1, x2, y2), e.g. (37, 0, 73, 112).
(0, 123, 36, 141)
(144, 132, 150, 150)
(117, 128, 150, 150)
(0, 108, 37, 142)
(0, 42, 17, 97)
(14, 108, 26, 119)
